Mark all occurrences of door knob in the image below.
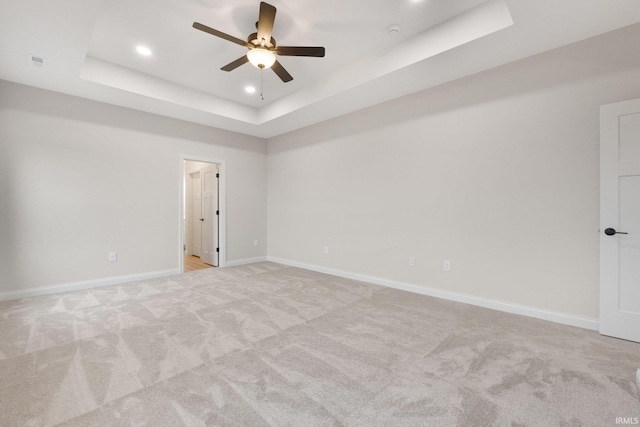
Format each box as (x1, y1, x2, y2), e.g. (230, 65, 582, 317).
(200, 218, 204, 221)
(604, 228, 628, 236)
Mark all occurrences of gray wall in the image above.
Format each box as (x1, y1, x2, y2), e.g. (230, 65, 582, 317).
(267, 25, 640, 320)
(3, 24, 640, 321)
(0, 81, 267, 292)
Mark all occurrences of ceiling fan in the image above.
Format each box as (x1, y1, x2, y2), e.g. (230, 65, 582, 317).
(193, 2, 325, 83)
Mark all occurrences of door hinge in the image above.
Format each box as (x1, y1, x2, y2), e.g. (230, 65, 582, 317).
(216, 210, 219, 215)
(216, 173, 219, 178)
(216, 248, 219, 253)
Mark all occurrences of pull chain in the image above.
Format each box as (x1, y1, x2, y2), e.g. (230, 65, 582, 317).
(260, 68, 264, 101)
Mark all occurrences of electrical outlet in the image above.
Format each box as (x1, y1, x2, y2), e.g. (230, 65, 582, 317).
(109, 252, 117, 263)
(254, 240, 259, 247)
(409, 257, 415, 266)
(324, 246, 329, 255)
(443, 260, 451, 272)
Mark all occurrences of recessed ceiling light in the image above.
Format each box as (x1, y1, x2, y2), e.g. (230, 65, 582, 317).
(136, 46, 152, 56)
(245, 86, 256, 94)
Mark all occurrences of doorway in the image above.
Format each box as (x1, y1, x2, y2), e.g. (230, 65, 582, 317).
(181, 157, 225, 273)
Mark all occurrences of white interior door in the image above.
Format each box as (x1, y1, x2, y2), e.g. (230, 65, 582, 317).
(191, 172, 202, 257)
(600, 98, 640, 343)
(201, 165, 219, 266)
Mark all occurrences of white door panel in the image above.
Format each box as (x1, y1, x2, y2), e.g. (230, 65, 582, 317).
(618, 176, 640, 313)
(200, 165, 219, 266)
(600, 99, 640, 342)
(191, 172, 202, 257)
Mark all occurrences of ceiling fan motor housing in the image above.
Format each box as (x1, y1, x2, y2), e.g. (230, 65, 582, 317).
(248, 32, 276, 48)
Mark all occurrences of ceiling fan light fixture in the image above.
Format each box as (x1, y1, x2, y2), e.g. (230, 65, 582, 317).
(193, 2, 324, 82)
(247, 48, 276, 69)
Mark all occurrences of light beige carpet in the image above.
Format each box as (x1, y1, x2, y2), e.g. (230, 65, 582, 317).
(0, 262, 638, 426)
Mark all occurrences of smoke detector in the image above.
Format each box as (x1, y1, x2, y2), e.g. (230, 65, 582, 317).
(387, 24, 400, 36)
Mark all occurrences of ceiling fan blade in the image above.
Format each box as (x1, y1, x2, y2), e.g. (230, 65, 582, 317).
(271, 60, 293, 83)
(257, 2, 277, 45)
(221, 55, 249, 72)
(276, 46, 326, 57)
(193, 22, 249, 47)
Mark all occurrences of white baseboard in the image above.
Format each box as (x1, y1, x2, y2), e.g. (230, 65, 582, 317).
(2, 257, 599, 332)
(267, 256, 599, 331)
(225, 256, 267, 267)
(0, 269, 180, 302)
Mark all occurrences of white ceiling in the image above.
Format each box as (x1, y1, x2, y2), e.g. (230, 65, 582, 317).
(1, 0, 640, 138)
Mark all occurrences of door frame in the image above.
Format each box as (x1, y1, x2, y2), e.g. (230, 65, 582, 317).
(179, 155, 226, 272)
